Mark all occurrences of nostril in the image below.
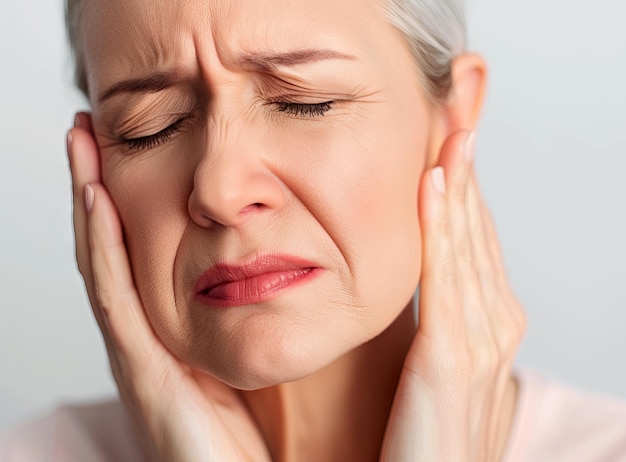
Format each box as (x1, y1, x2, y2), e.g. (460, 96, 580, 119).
(200, 213, 214, 225)
(239, 203, 264, 216)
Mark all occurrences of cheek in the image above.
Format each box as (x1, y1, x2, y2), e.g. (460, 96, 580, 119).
(97, 85, 431, 384)
(102, 151, 192, 342)
(275, 97, 429, 328)
(340, 124, 424, 322)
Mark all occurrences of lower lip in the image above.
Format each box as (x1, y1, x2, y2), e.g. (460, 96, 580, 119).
(195, 267, 321, 308)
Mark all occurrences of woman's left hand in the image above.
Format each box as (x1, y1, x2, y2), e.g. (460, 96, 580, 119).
(381, 131, 526, 462)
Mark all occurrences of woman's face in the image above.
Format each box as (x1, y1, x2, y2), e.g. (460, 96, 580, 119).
(82, 0, 443, 389)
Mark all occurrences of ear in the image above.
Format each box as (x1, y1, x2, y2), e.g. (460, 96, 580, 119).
(425, 53, 487, 167)
(444, 53, 488, 132)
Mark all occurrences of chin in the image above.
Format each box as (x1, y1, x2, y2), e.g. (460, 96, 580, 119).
(180, 328, 357, 390)
(213, 365, 315, 391)
(193, 355, 326, 391)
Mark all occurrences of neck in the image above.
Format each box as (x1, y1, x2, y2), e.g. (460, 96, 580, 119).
(241, 303, 416, 462)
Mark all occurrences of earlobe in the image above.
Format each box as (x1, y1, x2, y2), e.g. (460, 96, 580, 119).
(445, 53, 488, 132)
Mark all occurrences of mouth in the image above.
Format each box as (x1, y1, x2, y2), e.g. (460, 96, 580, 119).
(194, 255, 321, 308)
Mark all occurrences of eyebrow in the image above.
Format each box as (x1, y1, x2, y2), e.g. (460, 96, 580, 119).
(98, 49, 356, 103)
(98, 71, 180, 103)
(235, 48, 357, 71)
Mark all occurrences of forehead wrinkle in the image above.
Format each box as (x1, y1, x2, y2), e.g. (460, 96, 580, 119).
(204, 0, 372, 67)
(85, 0, 397, 107)
(84, 0, 196, 101)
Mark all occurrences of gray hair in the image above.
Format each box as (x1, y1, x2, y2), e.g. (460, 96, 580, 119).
(380, 0, 466, 103)
(65, 0, 88, 96)
(66, 0, 466, 103)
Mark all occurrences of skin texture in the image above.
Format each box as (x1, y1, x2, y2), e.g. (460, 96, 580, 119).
(67, 0, 526, 460)
(84, 0, 432, 388)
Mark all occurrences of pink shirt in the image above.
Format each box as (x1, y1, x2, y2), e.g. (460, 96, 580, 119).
(2, 368, 626, 461)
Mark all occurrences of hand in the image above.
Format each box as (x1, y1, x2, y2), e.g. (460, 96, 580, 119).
(67, 113, 271, 462)
(380, 131, 526, 462)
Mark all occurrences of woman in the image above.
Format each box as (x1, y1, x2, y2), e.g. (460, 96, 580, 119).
(2, 0, 625, 461)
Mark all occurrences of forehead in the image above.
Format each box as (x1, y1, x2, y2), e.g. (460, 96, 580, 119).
(81, 0, 400, 95)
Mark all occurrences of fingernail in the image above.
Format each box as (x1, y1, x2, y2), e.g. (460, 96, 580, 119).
(84, 184, 95, 212)
(66, 130, 74, 166)
(74, 113, 84, 129)
(464, 131, 476, 162)
(66, 130, 73, 152)
(431, 167, 446, 194)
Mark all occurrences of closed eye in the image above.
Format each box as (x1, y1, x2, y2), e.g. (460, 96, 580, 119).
(122, 101, 332, 151)
(272, 101, 334, 117)
(125, 118, 186, 151)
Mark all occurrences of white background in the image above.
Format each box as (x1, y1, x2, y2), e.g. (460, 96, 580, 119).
(1, 1, 625, 431)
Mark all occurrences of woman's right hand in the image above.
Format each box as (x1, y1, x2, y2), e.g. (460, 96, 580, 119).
(67, 113, 271, 462)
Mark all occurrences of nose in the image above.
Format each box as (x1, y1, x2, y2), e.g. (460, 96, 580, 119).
(188, 130, 286, 228)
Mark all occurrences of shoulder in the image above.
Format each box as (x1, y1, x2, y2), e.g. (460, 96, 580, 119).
(0, 399, 144, 462)
(503, 367, 626, 462)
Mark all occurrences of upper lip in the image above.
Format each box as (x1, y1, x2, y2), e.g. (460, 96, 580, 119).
(194, 255, 318, 295)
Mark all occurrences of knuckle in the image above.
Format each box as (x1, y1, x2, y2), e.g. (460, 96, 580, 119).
(494, 329, 518, 357)
(470, 340, 499, 376)
(503, 297, 527, 344)
(426, 235, 459, 291)
(449, 183, 466, 204)
(436, 345, 473, 384)
(515, 303, 528, 337)
(77, 261, 88, 278)
(93, 281, 114, 318)
(466, 208, 482, 234)
(453, 232, 473, 265)
(438, 257, 458, 295)
(493, 310, 526, 356)
(433, 207, 451, 236)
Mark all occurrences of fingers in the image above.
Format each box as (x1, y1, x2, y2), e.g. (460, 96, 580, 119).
(418, 131, 481, 340)
(87, 182, 159, 370)
(65, 115, 272, 462)
(418, 130, 513, 339)
(416, 130, 526, 459)
(68, 113, 100, 285)
(442, 133, 493, 338)
(67, 113, 165, 387)
(68, 113, 106, 333)
(418, 161, 463, 343)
